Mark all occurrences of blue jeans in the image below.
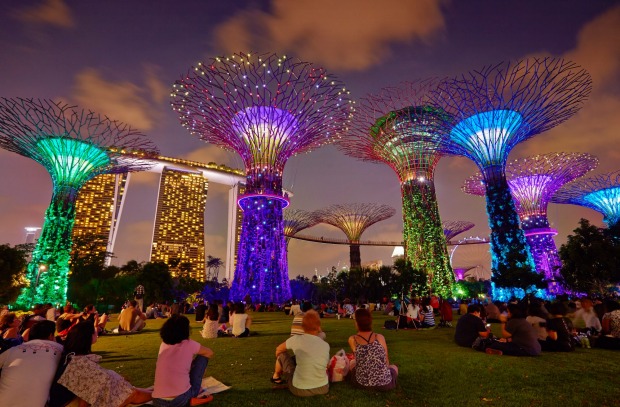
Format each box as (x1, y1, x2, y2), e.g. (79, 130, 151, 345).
(153, 355, 209, 407)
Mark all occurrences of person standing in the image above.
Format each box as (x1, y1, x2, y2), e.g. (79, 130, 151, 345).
(134, 285, 145, 312)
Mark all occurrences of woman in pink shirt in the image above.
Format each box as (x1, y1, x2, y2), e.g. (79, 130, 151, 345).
(152, 315, 214, 406)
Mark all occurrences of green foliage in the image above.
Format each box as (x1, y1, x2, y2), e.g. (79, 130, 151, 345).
(138, 261, 174, 303)
(453, 280, 487, 299)
(558, 218, 620, 294)
(393, 258, 428, 298)
(0, 244, 28, 304)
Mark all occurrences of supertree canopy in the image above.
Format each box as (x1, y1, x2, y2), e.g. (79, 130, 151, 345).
(171, 53, 354, 303)
(463, 152, 598, 293)
(315, 203, 395, 270)
(431, 58, 592, 291)
(553, 169, 620, 228)
(338, 80, 456, 296)
(283, 209, 319, 247)
(442, 220, 475, 242)
(0, 98, 158, 307)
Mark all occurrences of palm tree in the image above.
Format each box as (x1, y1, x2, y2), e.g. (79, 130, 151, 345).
(206, 255, 224, 281)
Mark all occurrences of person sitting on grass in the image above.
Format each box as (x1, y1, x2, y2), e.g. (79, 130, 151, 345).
(0, 313, 23, 351)
(117, 300, 146, 333)
(230, 302, 252, 337)
(595, 300, 620, 350)
(454, 304, 491, 348)
(572, 298, 602, 334)
(348, 308, 398, 391)
(291, 301, 326, 340)
(49, 321, 153, 407)
(81, 304, 109, 335)
(271, 310, 330, 397)
(152, 315, 215, 406)
(418, 297, 436, 329)
(540, 302, 575, 352)
(485, 303, 541, 357)
(201, 304, 221, 339)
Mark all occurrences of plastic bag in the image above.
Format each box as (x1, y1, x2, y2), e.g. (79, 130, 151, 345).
(327, 349, 350, 382)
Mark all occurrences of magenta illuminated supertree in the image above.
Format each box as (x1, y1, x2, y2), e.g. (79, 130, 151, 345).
(0, 98, 158, 308)
(171, 53, 354, 303)
(337, 80, 456, 296)
(284, 209, 319, 247)
(430, 58, 592, 296)
(315, 203, 395, 269)
(463, 153, 597, 294)
(553, 170, 620, 228)
(442, 220, 475, 242)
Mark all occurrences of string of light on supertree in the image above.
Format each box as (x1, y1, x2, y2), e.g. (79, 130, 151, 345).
(337, 80, 456, 296)
(315, 203, 395, 269)
(0, 98, 158, 308)
(284, 209, 319, 248)
(463, 152, 598, 294)
(430, 58, 592, 294)
(553, 169, 620, 228)
(442, 220, 475, 242)
(171, 52, 354, 303)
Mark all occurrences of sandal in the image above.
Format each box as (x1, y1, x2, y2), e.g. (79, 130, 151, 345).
(270, 377, 286, 385)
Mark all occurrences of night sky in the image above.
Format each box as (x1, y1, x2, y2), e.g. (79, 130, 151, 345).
(1, 0, 618, 279)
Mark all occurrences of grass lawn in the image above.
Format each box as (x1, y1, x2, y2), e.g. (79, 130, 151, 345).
(95, 312, 620, 407)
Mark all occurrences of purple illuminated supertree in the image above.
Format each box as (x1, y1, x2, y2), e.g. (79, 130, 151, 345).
(315, 203, 395, 269)
(171, 53, 354, 303)
(0, 98, 158, 308)
(284, 209, 319, 247)
(442, 220, 475, 242)
(430, 58, 592, 295)
(338, 80, 456, 296)
(463, 153, 598, 293)
(553, 170, 620, 228)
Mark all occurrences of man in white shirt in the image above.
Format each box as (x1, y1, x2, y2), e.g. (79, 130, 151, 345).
(0, 320, 63, 407)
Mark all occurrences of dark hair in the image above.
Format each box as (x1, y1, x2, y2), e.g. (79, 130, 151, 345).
(302, 301, 313, 312)
(546, 302, 568, 316)
(0, 312, 17, 330)
(160, 315, 190, 345)
(354, 308, 372, 331)
(234, 302, 245, 314)
(64, 322, 95, 355)
(207, 304, 219, 321)
(507, 303, 526, 319)
(84, 304, 95, 313)
(129, 300, 138, 308)
(29, 320, 56, 340)
(467, 304, 481, 314)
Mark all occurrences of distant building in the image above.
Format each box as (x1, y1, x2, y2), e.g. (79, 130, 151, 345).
(150, 167, 208, 281)
(225, 183, 245, 282)
(24, 227, 41, 244)
(72, 173, 128, 265)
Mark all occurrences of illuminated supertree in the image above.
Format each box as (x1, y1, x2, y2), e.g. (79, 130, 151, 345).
(315, 203, 395, 269)
(338, 80, 455, 296)
(463, 153, 598, 293)
(284, 209, 319, 247)
(553, 170, 620, 228)
(442, 220, 475, 242)
(431, 58, 592, 293)
(0, 98, 158, 307)
(171, 53, 353, 303)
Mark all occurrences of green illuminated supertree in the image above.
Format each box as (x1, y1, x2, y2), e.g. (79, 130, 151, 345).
(0, 98, 158, 308)
(337, 80, 456, 297)
(284, 209, 319, 248)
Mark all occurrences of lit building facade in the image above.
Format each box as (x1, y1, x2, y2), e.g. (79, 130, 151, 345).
(225, 183, 245, 283)
(151, 167, 208, 281)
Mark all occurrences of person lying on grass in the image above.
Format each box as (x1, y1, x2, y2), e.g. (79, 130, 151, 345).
(271, 310, 330, 397)
(152, 315, 215, 406)
(348, 308, 398, 391)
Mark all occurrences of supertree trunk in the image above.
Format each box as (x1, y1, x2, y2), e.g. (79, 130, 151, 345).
(349, 244, 361, 269)
(522, 215, 562, 294)
(401, 180, 454, 297)
(17, 185, 79, 307)
(483, 166, 536, 286)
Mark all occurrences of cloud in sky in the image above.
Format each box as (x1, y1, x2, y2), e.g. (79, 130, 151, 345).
(70, 67, 167, 131)
(13, 0, 75, 29)
(214, 0, 445, 71)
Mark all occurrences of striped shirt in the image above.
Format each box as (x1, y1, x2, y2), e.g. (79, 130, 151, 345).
(421, 306, 435, 326)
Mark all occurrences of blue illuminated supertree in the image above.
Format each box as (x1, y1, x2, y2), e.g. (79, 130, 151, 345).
(431, 58, 592, 293)
(338, 80, 456, 297)
(284, 209, 319, 248)
(0, 98, 158, 308)
(315, 203, 395, 269)
(463, 153, 598, 294)
(171, 53, 353, 303)
(553, 170, 620, 228)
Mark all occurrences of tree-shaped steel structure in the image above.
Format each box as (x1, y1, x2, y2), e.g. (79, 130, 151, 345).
(553, 170, 620, 228)
(463, 152, 597, 293)
(431, 58, 592, 292)
(0, 98, 158, 307)
(171, 53, 354, 303)
(284, 209, 319, 247)
(338, 80, 455, 296)
(442, 220, 475, 242)
(315, 203, 395, 269)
